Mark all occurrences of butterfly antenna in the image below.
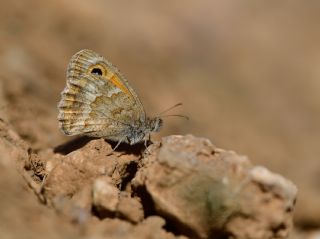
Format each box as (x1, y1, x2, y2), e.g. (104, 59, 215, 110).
(161, 114, 189, 120)
(157, 103, 183, 116)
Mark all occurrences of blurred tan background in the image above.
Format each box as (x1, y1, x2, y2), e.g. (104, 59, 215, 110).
(0, 0, 320, 232)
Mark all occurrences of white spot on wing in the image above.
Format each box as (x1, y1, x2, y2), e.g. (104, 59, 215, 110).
(107, 87, 122, 97)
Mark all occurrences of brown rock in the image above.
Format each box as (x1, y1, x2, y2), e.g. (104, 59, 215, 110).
(117, 194, 144, 223)
(43, 138, 138, 200)
(86, 216, 186, 239)
(225, 166, 297, 239)
(92, 175, 119, 215)
(8, 129, 297, 239)
(0, 122, 78, 239)
(92, 177, 144, 223)
(0, 120, 29, 166)
(133, 135, 297, 239)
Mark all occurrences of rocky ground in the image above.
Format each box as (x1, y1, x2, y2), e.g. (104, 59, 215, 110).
(1, 1, 320, 238)
(0, 119, 297, 238)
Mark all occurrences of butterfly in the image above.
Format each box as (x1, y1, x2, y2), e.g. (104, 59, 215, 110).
(57, 49, 163, 148)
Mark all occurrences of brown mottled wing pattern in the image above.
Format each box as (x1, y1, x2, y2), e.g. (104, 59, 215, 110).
(58, 49, 146, 140)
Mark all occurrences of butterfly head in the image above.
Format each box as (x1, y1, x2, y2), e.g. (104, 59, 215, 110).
(148, 117, 163, 133)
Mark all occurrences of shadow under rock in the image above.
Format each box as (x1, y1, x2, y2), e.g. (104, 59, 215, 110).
(54, 136, 152, 156)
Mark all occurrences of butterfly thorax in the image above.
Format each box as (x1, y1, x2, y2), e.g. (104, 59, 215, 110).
(125, 117, 163, 145)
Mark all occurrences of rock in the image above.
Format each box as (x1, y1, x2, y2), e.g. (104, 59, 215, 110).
(131, 216, 187, 239)
(71, 183, 93, 213)
(14, 133, 297, 239)
(92, 177, 144, 223)
(0, 120, 29, 166)
(86, 216, 185, 239)
(133, 135, 297, 239)
(92, 176, 119, 216)
(42, 138, 138, 200)
(41, 138, 144, 222)
(0, 121, 79, 239)
(117, 193, 144, 223)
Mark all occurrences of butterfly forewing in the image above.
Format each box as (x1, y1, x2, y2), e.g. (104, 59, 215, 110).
(58, 49, 146, 139)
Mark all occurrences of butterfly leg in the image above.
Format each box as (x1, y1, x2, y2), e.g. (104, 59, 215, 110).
(112, 139, 123, 151)
(143, 134, 152, 154)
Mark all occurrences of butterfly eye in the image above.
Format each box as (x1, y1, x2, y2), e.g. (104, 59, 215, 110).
(91, 68, 103, 76)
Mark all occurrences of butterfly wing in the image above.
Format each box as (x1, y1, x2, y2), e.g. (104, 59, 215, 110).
(58, 49, 146, 140)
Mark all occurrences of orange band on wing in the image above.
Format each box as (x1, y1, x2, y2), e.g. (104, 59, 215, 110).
(109, 74, 130, 95)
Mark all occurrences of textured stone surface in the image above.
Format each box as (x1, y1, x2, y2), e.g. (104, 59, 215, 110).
(134, 135, 297, 238)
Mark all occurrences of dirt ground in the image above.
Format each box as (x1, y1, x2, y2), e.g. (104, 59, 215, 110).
(0, 1, 320, 238)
